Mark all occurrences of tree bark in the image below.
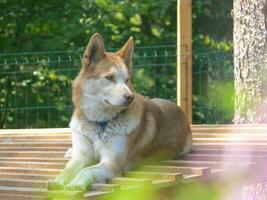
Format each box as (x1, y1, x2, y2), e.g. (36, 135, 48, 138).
(233, 0, 267, 123)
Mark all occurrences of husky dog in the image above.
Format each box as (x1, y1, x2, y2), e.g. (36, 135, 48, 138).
(47, 33, 192, 192)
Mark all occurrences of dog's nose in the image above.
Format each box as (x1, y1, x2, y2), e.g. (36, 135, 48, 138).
(124, 93, 134, 103)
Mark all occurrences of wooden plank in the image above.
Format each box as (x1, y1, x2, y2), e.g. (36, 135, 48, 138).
(182, 153, 267, 162)
(191, 127, 267, 133)
(193, 138, 267, 143)
(108, 177, 152, 186)
(140, 165, 211, 176)
(0, 180, 119, 195)
(177, 0, 192, 123)
(0, 167, 61, 175)
(84, 191, 110, 200)
(0, 194, 45, 200)
(0, 151, 65, 158)
(92, 183, 120, 192)
(193, 143, 267, 148)
(191, 148, 267, 155)
(191, 124, 267, 128)
(0, 126, 267, 199)
(0, 128, 71, 134)
(3, 126, 266, 135)
(192, 133, 267, 138)
(0, 173, 54, 180)
(0, 186, 82, 199)
(0, 157, 68, 163)
(182, 174, 202, 183)
(0, 176, 117, 194)
(0, 138, 71, 143)
(0, 134, 71, 140)
(123, 171, 183, 181)
(151, 179, 177, 188)
(0, 161, 65, 169)
(0, 142, 71, 147)
(0, 147, 69, 151)
(162, 160, 239, 168)
(0, 178, 46, 188)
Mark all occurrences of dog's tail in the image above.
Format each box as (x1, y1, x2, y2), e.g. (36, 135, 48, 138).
(64, 148, 72, 158)
(179, 132, 192, 156)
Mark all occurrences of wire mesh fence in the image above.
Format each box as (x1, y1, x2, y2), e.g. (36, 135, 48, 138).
(0, 45, 234, 128)
(0, 45, 178, 128)
(193, 51, 234, 124)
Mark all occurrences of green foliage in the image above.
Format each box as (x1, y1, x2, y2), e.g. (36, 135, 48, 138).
(193, 80, 234, 124)
(192, 51, 234, 124)
(175, 182, 220, 200)
(192, 0, 233, 51)
(0, 55, 77, 128)
(0, 0, 177, 52)
(192, 0, 234, 124)
(0, 0, 234, 126)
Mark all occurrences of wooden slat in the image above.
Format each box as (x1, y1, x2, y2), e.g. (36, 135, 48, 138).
(193, 133, 267, 138)
(124, 171, 183, 181)
(0, 179, 116, 195)
(0, 126, 267, 199)
(151, 179, 177, 187)
(191, 127, 267, 133)
(0, 178, 46, 188)
(0, 177, 117, 193)
(0, 128, 71, 134)
(162, 160, 240, 168)
(108, 177, 152, 186)
(0, 173, 54, 181)
(191, 148, 267, 155)
(0, 186, 82, 199)
(0, 157, 68, 163)
(0, 151, 65, 158)
(0, 135, 71, 140)
(0, 193, 45, 200)
(183, 153, 267, 162)
(191, 124, 267, 128)
(0, 147, 69, 151)
(0, 142, 71, 147)
(92, 183, 120, 192)
(0, 161, 65, 169)
(140, 165, 211, 175)
(84, 191, 109, 199)
(182, 174, 202, 183)
(193, 138, 267, 143)
(193, 143, 267, 149)
(0, 167, 61, 175)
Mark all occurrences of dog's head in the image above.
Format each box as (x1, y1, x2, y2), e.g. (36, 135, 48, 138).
(75, 33, 134, 110)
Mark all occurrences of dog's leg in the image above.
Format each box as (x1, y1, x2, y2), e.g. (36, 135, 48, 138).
(65, 135, 128, 192)
(47, 133, 95, 190)
(64, 160, 121, 192)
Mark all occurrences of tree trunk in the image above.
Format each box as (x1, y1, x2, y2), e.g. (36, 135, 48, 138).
(233, 0, 267, 123)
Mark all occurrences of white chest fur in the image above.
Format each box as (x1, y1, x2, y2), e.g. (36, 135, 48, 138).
(69, 110, 141, 146)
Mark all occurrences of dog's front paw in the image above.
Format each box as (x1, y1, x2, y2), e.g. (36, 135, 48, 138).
(64, 178, 93, 192)
(47, 179, 65, 190)
(47, 173, 73, 190)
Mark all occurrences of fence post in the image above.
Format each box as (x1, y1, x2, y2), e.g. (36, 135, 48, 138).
(177, 0, 192, 124)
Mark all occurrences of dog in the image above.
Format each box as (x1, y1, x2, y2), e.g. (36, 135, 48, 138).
(47, 33, 192, 192)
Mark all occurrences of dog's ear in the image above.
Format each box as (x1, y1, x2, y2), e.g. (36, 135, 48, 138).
(116, 37, 134, 72)
(83, 33, 105, 69)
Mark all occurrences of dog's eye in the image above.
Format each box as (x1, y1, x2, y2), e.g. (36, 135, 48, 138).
(105, 75, 115, 81)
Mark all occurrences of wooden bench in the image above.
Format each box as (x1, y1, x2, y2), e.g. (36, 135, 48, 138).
(0, 125, 267, 199)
